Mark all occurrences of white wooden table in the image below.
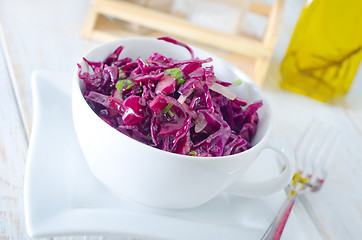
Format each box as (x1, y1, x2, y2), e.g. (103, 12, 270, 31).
(0, 0, 361, 239)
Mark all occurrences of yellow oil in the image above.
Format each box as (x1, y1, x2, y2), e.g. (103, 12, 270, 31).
(280, 0, 362, 103)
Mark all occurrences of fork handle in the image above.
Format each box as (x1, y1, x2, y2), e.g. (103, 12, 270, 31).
(261, 194, 297, 240)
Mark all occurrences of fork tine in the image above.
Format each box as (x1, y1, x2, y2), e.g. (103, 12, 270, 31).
(297, 120, 340, 186)
(290, 121, 320, 194)
(294, 121, 320, 171)
(302, 123, 323, 178)
(317, 128, 340, 179)
(295, 121, 323, 178)
(309, 124, 339, 177)
(307, 122, 330, 180)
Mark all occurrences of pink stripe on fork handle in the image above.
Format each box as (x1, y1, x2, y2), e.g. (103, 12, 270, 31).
(261, 194, 297, 240)
(272, 198, 295, 240)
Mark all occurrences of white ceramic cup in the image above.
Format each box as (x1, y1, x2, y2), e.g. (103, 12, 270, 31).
(72, 38, 295, 209)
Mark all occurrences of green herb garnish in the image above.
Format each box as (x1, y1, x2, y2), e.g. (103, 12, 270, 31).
(126, 82, 136, 89)
(231, 79, 242, 86)
(118, 67, 126, 79)
(168, 110, 174, 118)
(189, 151, 198, 156)
(139, 58, 149, 67)
(162, 103, 173, 114)
(165, 68, 185, 85)
(116, 79, 135, 92)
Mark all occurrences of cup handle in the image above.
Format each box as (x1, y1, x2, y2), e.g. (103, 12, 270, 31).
(226, 135, 295, 197)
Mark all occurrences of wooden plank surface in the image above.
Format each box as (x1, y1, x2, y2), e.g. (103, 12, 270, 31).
(0, 0, 96, 137)
(0, 26, 31, 240)
(0, 0, 361, 239)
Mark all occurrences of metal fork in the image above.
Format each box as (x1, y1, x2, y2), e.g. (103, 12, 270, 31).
(261, 120, 340, 240)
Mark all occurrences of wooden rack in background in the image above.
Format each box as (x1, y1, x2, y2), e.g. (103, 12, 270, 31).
(82, 0, 284, 86)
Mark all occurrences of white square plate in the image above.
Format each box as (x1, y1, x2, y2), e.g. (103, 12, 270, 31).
(25, 70, 310, 239)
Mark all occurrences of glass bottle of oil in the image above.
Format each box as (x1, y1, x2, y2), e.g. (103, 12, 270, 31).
(280, 0, 362, 103)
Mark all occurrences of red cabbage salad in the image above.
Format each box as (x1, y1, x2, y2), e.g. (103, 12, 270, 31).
(77, 37, 263, 157)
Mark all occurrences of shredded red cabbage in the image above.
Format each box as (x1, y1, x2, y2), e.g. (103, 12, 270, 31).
(77, 38, 263, 157)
